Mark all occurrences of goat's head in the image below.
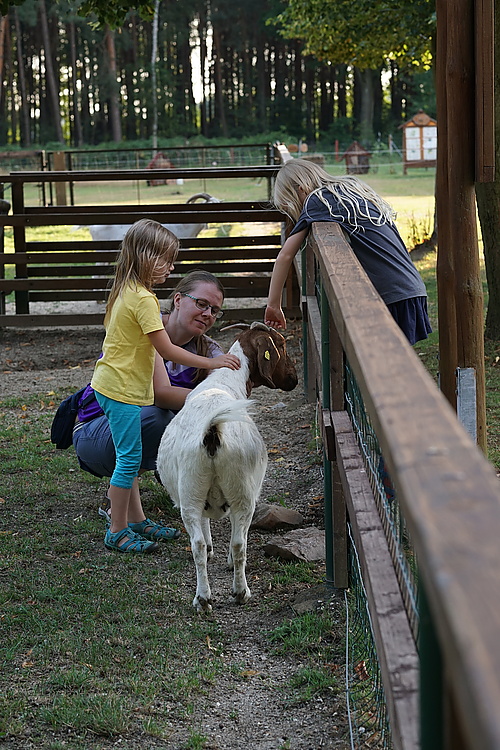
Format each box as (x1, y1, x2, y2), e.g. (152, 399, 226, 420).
(223, 322, 298, 392)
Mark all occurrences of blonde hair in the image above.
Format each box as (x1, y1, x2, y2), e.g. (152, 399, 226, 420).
(273, 159, 396, 229)
(105, 219, 179, 323)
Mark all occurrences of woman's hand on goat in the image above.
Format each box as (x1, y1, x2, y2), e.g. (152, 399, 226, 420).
(208, 354, 241, 370)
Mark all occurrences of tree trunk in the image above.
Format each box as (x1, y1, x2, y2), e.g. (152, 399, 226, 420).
(13, 9, 30, 145)
(104, 26, 122, 142)
(39, 0, 64, 143)
(197, 7, 208, 136)
(475, 0, 500, 339)
(67, 20, 83, 147)
(354, 67, 375, 145)
(0, 13, 8, 109)
(336, 65, 347, 118)
(212, 27, 228, 137)
(150, 0, 159, 151)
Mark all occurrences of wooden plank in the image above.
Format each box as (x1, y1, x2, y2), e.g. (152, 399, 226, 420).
(8, 166, 280, 182)
(0, 248, 280, 265)
(310, 222, 500, 750)
(21, 261, 274, 277)
(18, 236, 281, 250)
(0, 276, 272, 293)
(305, 294, 322, 397)
(28, 291, 109, 302)
(0, 209, 283, 227)
(0, 306, 290, 328)
(23, 200, 280, 214)
(332, 410, 419, 750)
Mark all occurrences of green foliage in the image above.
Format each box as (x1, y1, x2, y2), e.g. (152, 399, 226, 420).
(271, 0, 436, 70)
(0, 0, 155, 28)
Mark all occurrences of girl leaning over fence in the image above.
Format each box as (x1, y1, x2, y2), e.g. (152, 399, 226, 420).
(264, 158, 432, 345)
(90, 219, 240, 554)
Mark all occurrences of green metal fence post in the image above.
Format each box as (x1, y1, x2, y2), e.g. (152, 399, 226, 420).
(301, 244, 309, 398)
(419, 580, 444, 749)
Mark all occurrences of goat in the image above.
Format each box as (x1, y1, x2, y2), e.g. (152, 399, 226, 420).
(76, 193, 221, 241)
(156, 322, 298, 613)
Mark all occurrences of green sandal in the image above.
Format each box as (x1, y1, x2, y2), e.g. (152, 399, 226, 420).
(104, 527, 159, 554)
(128, 518, 181, 541)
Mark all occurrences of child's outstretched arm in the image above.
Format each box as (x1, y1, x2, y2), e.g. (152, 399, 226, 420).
(264, 229, 308, 329)
(148, 329, 240, 370)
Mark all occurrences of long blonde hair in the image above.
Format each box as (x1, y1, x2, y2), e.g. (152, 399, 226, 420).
(105, 219, 179, 323)
(273, 159, 396, 229)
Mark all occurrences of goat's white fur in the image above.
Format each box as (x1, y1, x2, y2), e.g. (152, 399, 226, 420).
(156, 340, 268, 613)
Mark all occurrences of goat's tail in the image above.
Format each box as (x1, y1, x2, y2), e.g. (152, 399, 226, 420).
(202, 399, 253, 458)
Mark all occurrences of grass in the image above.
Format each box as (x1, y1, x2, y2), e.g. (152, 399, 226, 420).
(0, 399, 222, 743)
(0, 385, 345, 747)
(267, 608, 341, 704)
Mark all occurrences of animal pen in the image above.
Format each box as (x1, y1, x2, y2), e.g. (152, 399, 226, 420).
(1, 160, 500, 749)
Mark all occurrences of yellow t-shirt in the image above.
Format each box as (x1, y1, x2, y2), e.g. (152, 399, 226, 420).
(91, 283, 163, 406)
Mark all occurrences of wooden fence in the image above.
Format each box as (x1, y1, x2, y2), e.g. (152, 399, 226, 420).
(301, 222, 500, 750)
(4, 151, 500, 749)
(0, 165, 301, 327)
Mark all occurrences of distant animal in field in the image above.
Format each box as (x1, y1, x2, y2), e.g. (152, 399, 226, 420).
(156, 322, 298, 613)
(75, 193, 221, 242)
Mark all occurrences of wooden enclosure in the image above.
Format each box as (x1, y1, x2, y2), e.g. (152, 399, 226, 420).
(0, 165, 301, 327)
(300, 221, 500, 750)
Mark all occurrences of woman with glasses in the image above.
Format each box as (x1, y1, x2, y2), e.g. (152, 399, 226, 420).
(71, 270, 228, 529)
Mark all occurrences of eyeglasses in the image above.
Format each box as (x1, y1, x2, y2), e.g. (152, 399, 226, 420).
(182, 293, 224, 319)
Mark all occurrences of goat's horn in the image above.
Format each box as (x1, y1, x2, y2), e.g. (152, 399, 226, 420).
(185, 193, 215, 204)
(249, 321, 273, 331)
(220, 323, 250, 332)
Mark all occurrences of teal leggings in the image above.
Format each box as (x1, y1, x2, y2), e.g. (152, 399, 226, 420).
(94, 391, 142, 489)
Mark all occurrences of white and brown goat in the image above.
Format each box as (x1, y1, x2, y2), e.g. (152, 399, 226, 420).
(156, 322, 298, 613)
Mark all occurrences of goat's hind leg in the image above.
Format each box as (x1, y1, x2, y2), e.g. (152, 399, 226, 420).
(181, 505, 213, 614)
(201, 515, 214, 561)
(228, 505, 254, 605)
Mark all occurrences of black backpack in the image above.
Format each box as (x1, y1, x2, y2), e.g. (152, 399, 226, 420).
(50, 387, 87, 450)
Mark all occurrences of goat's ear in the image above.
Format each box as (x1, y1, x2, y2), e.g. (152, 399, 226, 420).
(255, 336, 280, 388)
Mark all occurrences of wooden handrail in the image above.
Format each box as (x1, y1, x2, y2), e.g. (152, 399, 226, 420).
(8, 165, 280, 182)
(308, 221, 500, 749)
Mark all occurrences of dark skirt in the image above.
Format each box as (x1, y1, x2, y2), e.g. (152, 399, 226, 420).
(386, 296, 432, 345)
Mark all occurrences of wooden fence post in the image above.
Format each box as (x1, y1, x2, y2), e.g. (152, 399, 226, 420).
(53, 151, 67, 206)
(435, 0, 487, 452)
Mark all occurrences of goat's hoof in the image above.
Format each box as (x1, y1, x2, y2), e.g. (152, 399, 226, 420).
(233, 588, 251, 605)
(193, 595, 213, 614)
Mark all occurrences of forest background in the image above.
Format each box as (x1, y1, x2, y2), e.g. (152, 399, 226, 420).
(3, 0, 500, 342)
(0, 0, 436, 151)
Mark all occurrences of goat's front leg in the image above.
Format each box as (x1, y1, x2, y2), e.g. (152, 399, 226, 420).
(181, 508, 212, 614)
(228, 505, 254, 605)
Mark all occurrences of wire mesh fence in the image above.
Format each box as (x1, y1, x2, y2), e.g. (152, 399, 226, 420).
(343, 362, 419, 748)
(56, 144, 272, 172)
(345, 530, 393, 750)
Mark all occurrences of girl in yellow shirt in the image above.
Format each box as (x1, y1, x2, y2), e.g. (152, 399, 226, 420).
(91, 219, 240, 554)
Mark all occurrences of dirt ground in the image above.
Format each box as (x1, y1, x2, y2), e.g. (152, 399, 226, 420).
(0, 320, 351, 749)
